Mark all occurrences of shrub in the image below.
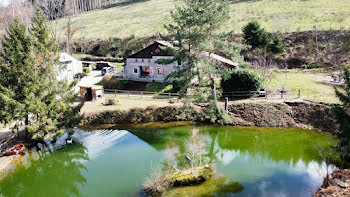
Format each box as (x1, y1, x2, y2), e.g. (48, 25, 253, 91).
(83, 67, 90, 76)
(101, 73, 121, 89)
(268, 35, 285, 54)
(221, 70, 262, 92)
(94, 40, 112, 56)
(242, 21, 269, 49)
(172, 78, 186, 93)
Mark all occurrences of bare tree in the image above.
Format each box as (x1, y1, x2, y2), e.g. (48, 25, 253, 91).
(0, 0, 34, 32)
(64, 16, 83, 53)
(185, 128, 206, 170)
(36, 0, 66, 20)
(313, 138, 337, 188)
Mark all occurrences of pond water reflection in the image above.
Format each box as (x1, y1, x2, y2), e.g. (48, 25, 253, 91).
(0, 125, 338, 197)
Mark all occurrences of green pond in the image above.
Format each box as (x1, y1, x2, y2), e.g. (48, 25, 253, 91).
(0, 124, 339, 197)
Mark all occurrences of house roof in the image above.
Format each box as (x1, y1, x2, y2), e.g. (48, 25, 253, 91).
(127, 41, 174, 58)
(59, 53, 77, 62)
(127, 41, 238, 68)
(204, 52, 239, 68)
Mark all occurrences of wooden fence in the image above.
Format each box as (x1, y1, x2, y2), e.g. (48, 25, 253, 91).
(103, 89, 301, 101)
(104, 89, 179, 100)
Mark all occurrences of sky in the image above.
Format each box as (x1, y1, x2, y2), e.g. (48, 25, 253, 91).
(0, 0, 9, 6)
(0, 0, 14, 7)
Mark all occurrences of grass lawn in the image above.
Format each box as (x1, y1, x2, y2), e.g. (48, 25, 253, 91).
(53, 0, 350, 39)
(111, 62, 125, 72)
(95, 80, 173, 92)
(145, 82, 173, 93)
(269, 70, 340, 103)
(80, 97, 179, 114)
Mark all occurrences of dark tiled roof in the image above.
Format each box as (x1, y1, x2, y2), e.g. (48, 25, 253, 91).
(127, 41, 173, 58)
(127, 41, 238, 68)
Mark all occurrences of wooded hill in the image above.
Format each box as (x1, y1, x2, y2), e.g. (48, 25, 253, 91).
(71, 30, 350, 69)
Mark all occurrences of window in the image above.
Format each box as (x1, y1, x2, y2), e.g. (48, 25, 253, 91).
(157, 68, 163, 76)
(155, 48, 160, 53)
(142, 59, 144, 62)
(148, 59, 151, 63)
(134, 68, 138, 73)
(135, 59, 138, 62)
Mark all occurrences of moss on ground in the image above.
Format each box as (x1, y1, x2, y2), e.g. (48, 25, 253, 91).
(143, 165, 213, 196)
(170, 166, 213, 187)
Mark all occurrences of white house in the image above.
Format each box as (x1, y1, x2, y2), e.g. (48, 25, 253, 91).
(56, 53, 83, 82)
(124, 41, 237, 82)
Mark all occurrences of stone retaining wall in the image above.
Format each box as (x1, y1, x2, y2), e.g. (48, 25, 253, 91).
(82, 101, 338, 134)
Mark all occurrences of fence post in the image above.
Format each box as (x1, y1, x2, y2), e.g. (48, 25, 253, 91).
(141, 91, 143, 99)
(298, 89, 301, 98)
(128, 90, 130, 98)
(154, 92, 156, 100)
(168, 93, 171, 100)
(225, 97, 228, 113)
(265, 91, 267, 99)
(115, 89, 117, 97)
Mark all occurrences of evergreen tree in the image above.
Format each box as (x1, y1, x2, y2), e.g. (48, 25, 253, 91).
(0, 8, 82, 141)
(0, 19, 33, 128)
(268, 35, 285, 54)
(333, 69, 350, 165)
(242, 21, 269, 49)
(160, 0, 245, 123)
(221, 70, 262, 92)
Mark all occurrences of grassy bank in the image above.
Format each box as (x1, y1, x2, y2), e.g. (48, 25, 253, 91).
(53, 0, 350, 39)
(95, 69, 339, 103)
(269, 70, 340, 103)
(80, 97, 179, 114)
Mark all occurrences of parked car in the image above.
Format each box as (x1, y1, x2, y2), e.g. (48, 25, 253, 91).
(101, 67, 115, 76)
(74, 73, 84, 79)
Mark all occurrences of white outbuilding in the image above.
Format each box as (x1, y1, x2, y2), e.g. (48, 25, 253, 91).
(56, 53, 83, 82)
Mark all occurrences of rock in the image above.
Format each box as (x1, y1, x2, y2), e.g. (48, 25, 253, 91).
(82, 101, 338, 134)
(314, 170, 350, 197)
(334, 178, 348, 188)
(170, 166, 213, 187)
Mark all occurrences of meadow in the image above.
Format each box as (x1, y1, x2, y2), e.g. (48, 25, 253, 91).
(53, 0, 350, 39)
(269, 70, 340, 103)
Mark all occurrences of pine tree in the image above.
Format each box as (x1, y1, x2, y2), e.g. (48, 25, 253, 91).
(242, 21, 269, 49)
(333, 69, 350, 165)
(0, 8, 82, 141)
(268, 35, 285, 54)
(0, 19, 33, 129)
(160, 0, 244, 123)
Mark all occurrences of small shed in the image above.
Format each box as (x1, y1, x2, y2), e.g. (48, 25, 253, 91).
(57, 53, 83, 81)
(79, 85, 104, 101)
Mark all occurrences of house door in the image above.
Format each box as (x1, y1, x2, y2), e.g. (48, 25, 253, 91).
(85, 88, 93, 101)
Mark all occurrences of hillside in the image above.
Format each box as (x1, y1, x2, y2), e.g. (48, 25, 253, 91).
(53, 0, 350, 39)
